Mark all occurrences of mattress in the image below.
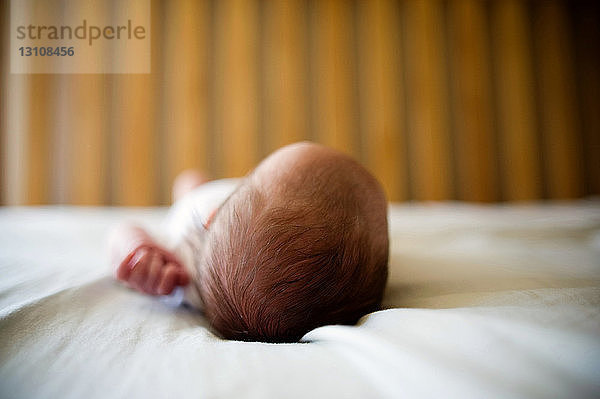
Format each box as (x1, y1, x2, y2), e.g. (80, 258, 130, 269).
(1, 201, 599, 399)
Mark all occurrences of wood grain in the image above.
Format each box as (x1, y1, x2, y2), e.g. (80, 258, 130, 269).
(111, 0, 157, 205)
(63, 75, 109, 204)
(311, 0, 358, 156)
(447, 0, 497, 202)
(535, 0, 583, 199)
(163, 0, 210, 194)
(357, 0, 406, 201)
(25, 75, 53, 204)
(214, 0, 260, 177)
(403, 0, 453, 200)
(491, 0, 542, 200)
(262, 0, 309, 154)
(1, 0, 597, 205)
(574, 2, 600, 196)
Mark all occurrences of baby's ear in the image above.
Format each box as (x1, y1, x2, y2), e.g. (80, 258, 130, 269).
(204, 208, 218, 229)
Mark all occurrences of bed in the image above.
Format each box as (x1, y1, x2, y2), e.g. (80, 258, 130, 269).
(1, 201, 599, 398)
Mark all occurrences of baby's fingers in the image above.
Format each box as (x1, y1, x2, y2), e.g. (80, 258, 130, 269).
(128, 248, 153, 292)
(115, 251, 135, 281)
(177, 267, 190, 286)
(157, 263, 179, 295)
(145, 252, 163, 294)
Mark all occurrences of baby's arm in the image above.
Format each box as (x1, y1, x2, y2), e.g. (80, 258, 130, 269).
(109, 224, 189, 295)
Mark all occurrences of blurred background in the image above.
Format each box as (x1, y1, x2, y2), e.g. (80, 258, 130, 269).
(1, 0, 599, 206)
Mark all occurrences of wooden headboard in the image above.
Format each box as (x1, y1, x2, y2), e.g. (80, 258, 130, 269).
(1, 0, 598, 205)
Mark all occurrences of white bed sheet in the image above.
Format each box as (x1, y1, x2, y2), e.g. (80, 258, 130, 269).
(1, 201, 599, 399)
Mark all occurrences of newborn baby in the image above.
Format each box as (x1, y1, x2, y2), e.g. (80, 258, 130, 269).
(109, 142, 389, 342)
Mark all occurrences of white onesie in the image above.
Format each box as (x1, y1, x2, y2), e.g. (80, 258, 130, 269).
(161, 178, 240, 310)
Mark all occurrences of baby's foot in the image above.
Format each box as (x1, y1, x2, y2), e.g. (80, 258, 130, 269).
(172, 169, 209, 202)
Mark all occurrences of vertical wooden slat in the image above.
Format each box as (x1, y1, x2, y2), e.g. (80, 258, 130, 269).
(312, 0, 358, 155)
(447, 0, 497, 202)
(357, 0, 406, 201)
(62, 0, 109, 205)
(3, 0, 597, 205)
(574, 2, 600, 196)
(0, 0, 6, 204)
(263, 0, 309, 154)
(152, 0, 166, 204)
(26, 75, 53, 204)
(2, 74, 29, 205)
(64, 76, 109, 204)
(23, 0, 58, 204)
(163, 0, 210, 195)
(535, 0, 583, 199)
(2, 1, 28, 205)
(214, 0, 260, 177)
(491, 0, 541, 201)
(111, 0, 157, 205)
(403, 0, 452, 201)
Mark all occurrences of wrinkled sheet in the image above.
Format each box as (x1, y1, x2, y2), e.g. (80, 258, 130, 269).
(1, 202, 599, 399)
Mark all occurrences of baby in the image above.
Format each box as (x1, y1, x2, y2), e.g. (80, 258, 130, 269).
(109, 142, 389, 343)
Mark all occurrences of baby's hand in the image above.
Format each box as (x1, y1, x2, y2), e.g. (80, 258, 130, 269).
(115, 245, 190, 296)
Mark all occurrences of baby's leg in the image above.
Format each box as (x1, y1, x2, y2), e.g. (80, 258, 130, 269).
(172, 169, 209, 202)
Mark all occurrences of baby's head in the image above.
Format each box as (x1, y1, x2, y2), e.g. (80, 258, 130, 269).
(198, 142, 388, 342)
